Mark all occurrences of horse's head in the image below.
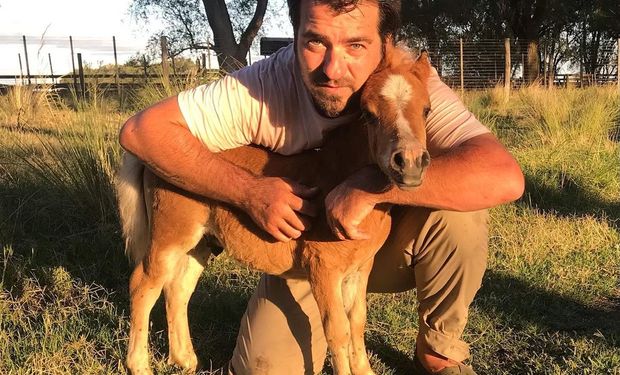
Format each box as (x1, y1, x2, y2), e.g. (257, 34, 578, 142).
(361, 45, 431, 190)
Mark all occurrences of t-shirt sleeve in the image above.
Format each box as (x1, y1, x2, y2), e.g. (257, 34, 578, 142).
(177, 72, 262, 153)
(425, 67, 491, 155)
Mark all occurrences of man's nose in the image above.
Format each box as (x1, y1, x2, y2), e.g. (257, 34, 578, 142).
(322, 48, 345, 81)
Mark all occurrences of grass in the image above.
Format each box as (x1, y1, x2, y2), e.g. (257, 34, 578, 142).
(0, 82, 619, 374)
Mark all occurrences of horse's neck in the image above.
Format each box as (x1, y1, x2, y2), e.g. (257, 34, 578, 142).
(218, 120, 371, 194)
(316, 121, 371, 177)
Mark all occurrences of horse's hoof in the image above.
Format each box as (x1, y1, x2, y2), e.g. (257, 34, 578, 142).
(167, 352, 199, 372)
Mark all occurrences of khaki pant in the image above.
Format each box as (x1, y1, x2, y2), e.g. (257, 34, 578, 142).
(229, 207, 489, 375)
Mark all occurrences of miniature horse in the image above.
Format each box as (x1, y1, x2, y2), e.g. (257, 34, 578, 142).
(116, 46, 431, 375)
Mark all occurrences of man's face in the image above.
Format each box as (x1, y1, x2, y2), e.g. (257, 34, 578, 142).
(295, 1, 383, 118)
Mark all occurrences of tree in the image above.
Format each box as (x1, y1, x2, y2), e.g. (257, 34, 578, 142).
(131, 0, 268, 72)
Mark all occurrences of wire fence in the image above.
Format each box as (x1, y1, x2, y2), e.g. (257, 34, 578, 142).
(406, 38, 619, 90)
(1, 35, 619, 93)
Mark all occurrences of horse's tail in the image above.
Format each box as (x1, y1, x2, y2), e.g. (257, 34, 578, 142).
(115, 152, 149, 264)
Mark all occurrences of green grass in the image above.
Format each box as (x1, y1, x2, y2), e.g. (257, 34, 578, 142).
(0, 83, 619, 374)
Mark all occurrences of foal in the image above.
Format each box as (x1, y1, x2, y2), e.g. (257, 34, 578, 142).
(116, 46, 431, 375)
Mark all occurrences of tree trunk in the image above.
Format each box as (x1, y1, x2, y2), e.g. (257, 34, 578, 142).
(203, 0, 268, 72)
(525, 40, 540, 83)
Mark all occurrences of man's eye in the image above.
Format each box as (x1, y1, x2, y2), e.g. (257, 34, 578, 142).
(308, 39, 323, 47)
(350, 43, 364, 50)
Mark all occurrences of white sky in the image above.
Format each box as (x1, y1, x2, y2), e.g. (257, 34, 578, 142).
(0, 0, 293, 83)
(0, 0, 150, 80)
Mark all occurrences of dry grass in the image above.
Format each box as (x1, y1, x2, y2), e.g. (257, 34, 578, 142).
(0, 83, 618, 374)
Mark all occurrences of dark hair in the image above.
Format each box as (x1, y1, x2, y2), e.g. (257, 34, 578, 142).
(287, 0, 401, 41)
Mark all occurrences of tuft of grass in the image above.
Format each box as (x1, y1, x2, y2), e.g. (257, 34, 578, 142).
(517, 85, 620, 147)
(11, 108, 122, 225)
(128, 69, 222, 111)
(0, 85, 56, 130)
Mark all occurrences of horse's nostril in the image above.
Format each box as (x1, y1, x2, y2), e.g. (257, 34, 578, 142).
(420, 150, 431, 168)
(392, 151, 405, 170)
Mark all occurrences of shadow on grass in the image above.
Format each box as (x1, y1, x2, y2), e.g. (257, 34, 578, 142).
(479, 270, 619, 340)
(520, 170, 620, 229)
(0, 177, 130, 299)
(362, 268, 619, 373)
(2, 163, 618, 373)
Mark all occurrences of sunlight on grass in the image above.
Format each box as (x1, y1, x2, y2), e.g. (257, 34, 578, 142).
(1, 82, 619, 374)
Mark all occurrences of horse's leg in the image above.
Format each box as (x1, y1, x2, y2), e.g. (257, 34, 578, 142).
(164, 241, 212, 371)
(126, 184, 208, 375)
(126, 261, 155, 375)
(127, 246, 187, 375)
(346, 259, 375, 375)
(309, 267, 352, 375)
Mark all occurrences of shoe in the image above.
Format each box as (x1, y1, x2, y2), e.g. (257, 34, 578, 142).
(412, 353, 477, 375)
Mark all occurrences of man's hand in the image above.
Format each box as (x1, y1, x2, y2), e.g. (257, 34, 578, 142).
(325, 167, 388, 240)
(242, 177, 319, 242)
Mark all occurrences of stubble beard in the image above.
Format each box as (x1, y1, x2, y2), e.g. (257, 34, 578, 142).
(308, 87, 348, 118)
(304, 64, 357, 118)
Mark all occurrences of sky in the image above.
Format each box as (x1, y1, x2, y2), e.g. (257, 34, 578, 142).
(0, 0, 152, 81)
(0, 0, 292, 83)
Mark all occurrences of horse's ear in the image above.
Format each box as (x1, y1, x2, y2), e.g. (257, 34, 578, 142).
(381, 37, 397, 68)
(413, 50, 431, 81)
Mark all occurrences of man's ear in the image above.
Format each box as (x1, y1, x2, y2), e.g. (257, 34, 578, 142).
(413, 50, 431, 81)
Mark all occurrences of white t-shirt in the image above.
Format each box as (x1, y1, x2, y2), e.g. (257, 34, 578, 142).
(178, 44, 489, 156)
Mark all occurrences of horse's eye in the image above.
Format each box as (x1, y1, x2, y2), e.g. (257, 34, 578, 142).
(423, 107, 431, 118)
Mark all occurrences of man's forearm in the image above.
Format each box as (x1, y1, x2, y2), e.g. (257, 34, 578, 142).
(119, 97, 257, 209)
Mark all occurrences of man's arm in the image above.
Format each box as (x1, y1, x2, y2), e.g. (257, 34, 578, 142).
(119, 96, 317, 242)
(325, 133, 524, 240)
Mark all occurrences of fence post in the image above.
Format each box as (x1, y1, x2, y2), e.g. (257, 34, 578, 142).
(22, 35, 32, 85)
(171, 56, 177, 77)
(160, 36, 171, 90)
(143, 56, 149, 83)
(248, 40, 253, 65)
(70, 36, 78, 94)
(504, 38, 511, 99)
(459, 38, 464, 95)
(113, 36, 122, 111)
(48, 53, 55, 84)
(207, 36, 212, 70)
(77, 53, 86, 101)
(18, 53, 24, 85)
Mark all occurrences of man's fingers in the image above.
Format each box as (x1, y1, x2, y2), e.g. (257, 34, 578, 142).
(289, 196, 318, 217)
(328, 215, 370, 241)
(283, 209, 307, 232)
(278, 220, 302, 241)
(343, 227, 371, 240)
(327, 215, 347, 241)
(272, 232, 291, 242)
(299, 215, 313, 232)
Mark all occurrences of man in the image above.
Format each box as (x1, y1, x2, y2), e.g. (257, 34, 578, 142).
(119, 0, 524, 374)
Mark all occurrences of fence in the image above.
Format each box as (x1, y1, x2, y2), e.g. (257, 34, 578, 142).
(1, 35, 619, 96)
(407, 38, 619, 92)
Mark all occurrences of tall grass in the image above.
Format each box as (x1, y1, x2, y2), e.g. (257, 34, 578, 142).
(0, 85, 56, 130)
(517, 85, 620, 147)
(0, 83, 619, 374)
(5, 95, 121, 226)
(128, 69, 221, 111)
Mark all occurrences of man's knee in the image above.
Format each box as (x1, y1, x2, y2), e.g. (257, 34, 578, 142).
(417, 209, 489, 265)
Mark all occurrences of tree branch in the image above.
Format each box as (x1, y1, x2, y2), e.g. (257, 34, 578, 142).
(238, 0, 268, 53)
